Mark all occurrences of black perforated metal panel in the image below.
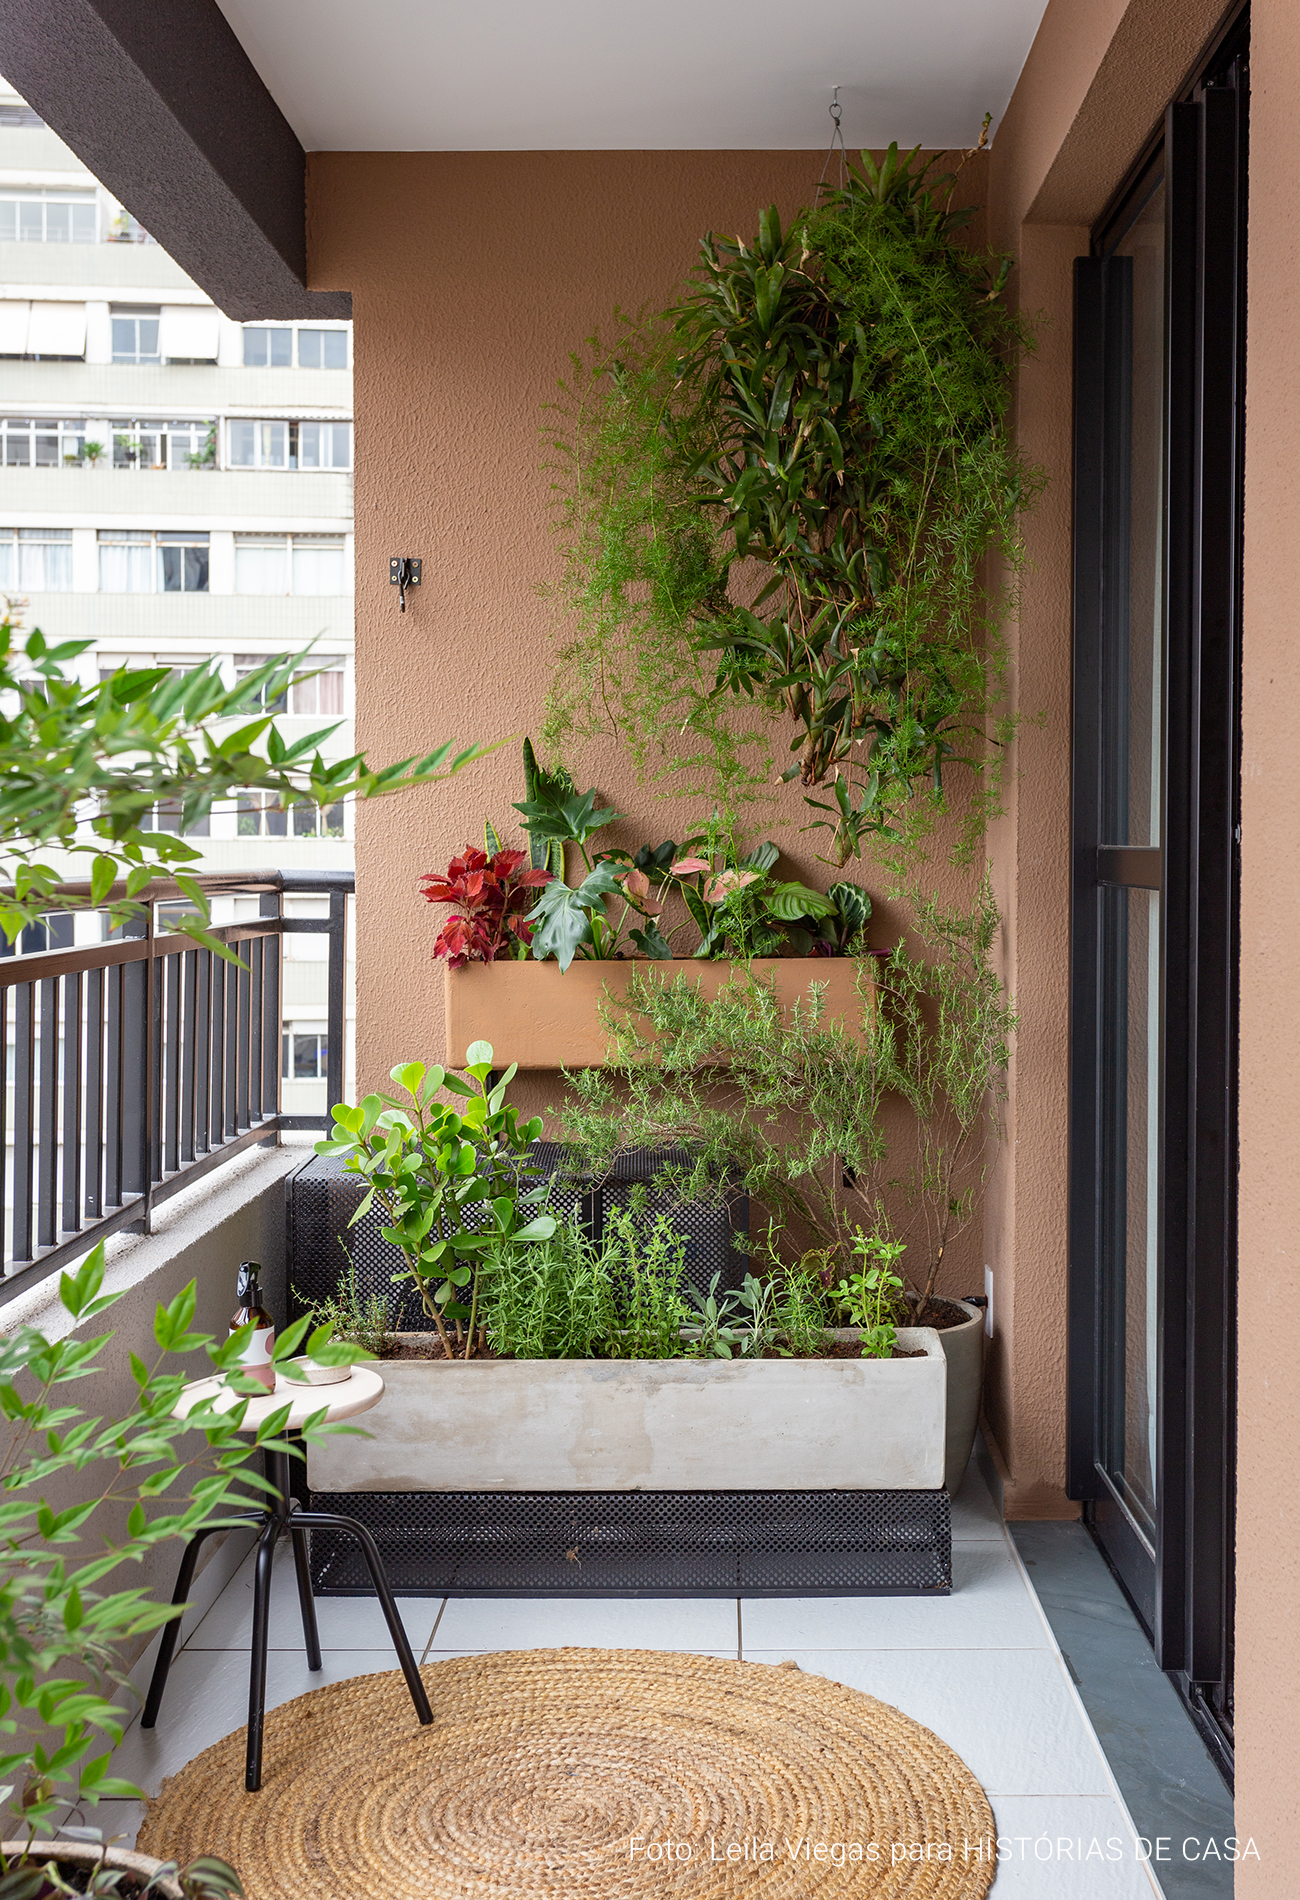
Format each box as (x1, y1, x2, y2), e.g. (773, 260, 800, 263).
(304, 1488, 951, 1597)
(286, 1147, 748, 1333)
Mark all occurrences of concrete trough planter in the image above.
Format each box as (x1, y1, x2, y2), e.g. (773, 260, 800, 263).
(306, 1328, 946, 1494)
(443, 956, 877, 1069)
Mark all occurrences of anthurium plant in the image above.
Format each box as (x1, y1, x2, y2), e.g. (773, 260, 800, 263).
(314, 1046, 556, 1359)
(0, 1244, 364, 1860)
(422, 742, 875, 972)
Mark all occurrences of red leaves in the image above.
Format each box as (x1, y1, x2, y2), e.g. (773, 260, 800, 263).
(420, 848, 550, 966)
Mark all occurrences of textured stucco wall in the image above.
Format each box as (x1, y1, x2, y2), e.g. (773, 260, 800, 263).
(1235, 0, 1300, 1881)
(305, 0, 1291, 1849)
(306, 145, 989, 1305)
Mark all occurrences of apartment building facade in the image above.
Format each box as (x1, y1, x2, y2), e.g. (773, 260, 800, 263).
(0, 74, 355, 1112)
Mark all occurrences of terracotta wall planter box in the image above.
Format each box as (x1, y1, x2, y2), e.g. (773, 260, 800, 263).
(307, 1327, 945, 1493)
(445, 956, 874, 1069)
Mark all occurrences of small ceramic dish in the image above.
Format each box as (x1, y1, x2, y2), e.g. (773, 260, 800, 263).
(289, 1356, 353, 1386)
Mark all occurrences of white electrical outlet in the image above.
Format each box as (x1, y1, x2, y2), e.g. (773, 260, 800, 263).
(984, 1265, 994, 1337)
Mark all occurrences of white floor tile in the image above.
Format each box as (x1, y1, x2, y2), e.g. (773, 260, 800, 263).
(742, 1544, 1051, 1651)
(185, 1547, 441, 1654)
(984, 1797, 1163, 1897)
(950, 1458, 1007, 1541)
(110, 1648, 408, 1796)
(744, 1649, 1112, 1798)
(431, 1594, 740, 1653)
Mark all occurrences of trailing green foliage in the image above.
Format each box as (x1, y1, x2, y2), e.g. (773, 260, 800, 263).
(0, 1244, 364, 1845)
(0, 620, 489, 953)
(543, 143, 1039, 867)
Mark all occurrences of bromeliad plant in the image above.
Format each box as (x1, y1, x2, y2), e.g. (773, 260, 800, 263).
(315, 1044, 556, 1359)
(544, 140, 1040, 867)
(0, 1244, 363, 1869)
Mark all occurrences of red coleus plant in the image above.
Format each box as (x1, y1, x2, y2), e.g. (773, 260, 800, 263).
(420, 848, 550, 966)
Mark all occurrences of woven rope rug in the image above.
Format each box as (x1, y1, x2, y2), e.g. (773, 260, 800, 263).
(138, 1648, 996, 1898)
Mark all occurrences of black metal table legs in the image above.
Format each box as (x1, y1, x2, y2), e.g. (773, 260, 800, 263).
(142, 1445, 433, 1791)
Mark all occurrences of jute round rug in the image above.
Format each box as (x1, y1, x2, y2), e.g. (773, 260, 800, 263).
(137, 1649, 996, 1898)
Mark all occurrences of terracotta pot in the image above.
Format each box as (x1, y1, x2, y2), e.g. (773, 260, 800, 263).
(445, 956, 876, 1069)
(1, 1840, 183, 1897)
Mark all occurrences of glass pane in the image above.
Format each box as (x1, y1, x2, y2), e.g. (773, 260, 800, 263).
(19, 201, 42, 241)
(72, 203, 97, 242)
(1112, 182, 1165, 847)
(0, 203, 15, 241)
(298, 330, 322, 368)
(235, 543, 288, 593)
(258, 422, 287, 468)
(243, 328, 269, 367)
(299, 422, 321, 469)
(184, 544, 209, 592)
(331, 424, 351, 468)
(45, 203, 70, 242)
(268, 330, 292, 367)
(292, 543, 344, 593)
(1098, 886, 1160, 1545)
(228, 420, 255, 466)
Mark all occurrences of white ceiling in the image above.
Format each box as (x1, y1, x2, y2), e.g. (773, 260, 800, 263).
(214, 0, 1050, 151)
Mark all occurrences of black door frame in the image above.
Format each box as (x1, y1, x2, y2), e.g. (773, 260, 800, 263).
(1067, 16, 1246, 1782)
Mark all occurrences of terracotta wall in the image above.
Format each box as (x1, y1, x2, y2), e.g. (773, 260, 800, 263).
(306, 0, 1298, 1857)
(307, 144, 989, 1299)
(1235, 0, 1300, 1881)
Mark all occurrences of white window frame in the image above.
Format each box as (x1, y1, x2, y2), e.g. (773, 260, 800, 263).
(0, 417, 87, 467)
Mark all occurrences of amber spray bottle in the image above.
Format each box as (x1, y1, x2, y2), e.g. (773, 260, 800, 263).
(230, 1260, 276, 1392)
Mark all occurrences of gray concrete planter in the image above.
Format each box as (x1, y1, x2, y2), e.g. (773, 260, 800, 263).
(934, 1299, 986, 1493)
(306, 1327, 946, 1494)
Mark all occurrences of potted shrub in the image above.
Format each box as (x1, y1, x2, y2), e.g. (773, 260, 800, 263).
(308, 1050, 947, 1496)
(0, 1246, 363, 1894)
(558, 876, 1014, 1492)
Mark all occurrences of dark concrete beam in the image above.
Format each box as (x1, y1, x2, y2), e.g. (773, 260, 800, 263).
(0, 0, 350, 320)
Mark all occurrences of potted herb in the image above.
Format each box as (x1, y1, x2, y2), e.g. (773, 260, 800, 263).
(309, 1047, 947, 1497)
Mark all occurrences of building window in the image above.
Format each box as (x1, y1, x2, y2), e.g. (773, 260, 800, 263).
(237, 793, 344, 839)
(283, 1027, 328, 1079)
(226, 419, 351, 471)
(111, 307, 160, 364)
(234, 657, 346, 716)
(98, 530, 210, 594)
(0, 103, 44, 128)
(298, 422, 351, 470)
(0, 527, 73, 591)
(297, 329, 348, 370)
(106, 210, 155, 245)
(234, 534, 348, 595)
(112, 420, 214, 471)
(0, 190, 97, 243)
(243, 326, 292, 368)
(138, 799, 209, 838)
(0, 417, 86, 467)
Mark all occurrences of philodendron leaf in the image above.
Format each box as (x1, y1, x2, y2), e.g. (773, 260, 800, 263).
(526, 863, 625, 972)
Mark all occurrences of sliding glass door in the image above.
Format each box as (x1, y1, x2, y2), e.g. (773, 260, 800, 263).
(1068, 21, 1245, 1777)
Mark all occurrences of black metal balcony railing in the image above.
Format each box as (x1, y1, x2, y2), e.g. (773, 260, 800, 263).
(0, 869, 351, 1305)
